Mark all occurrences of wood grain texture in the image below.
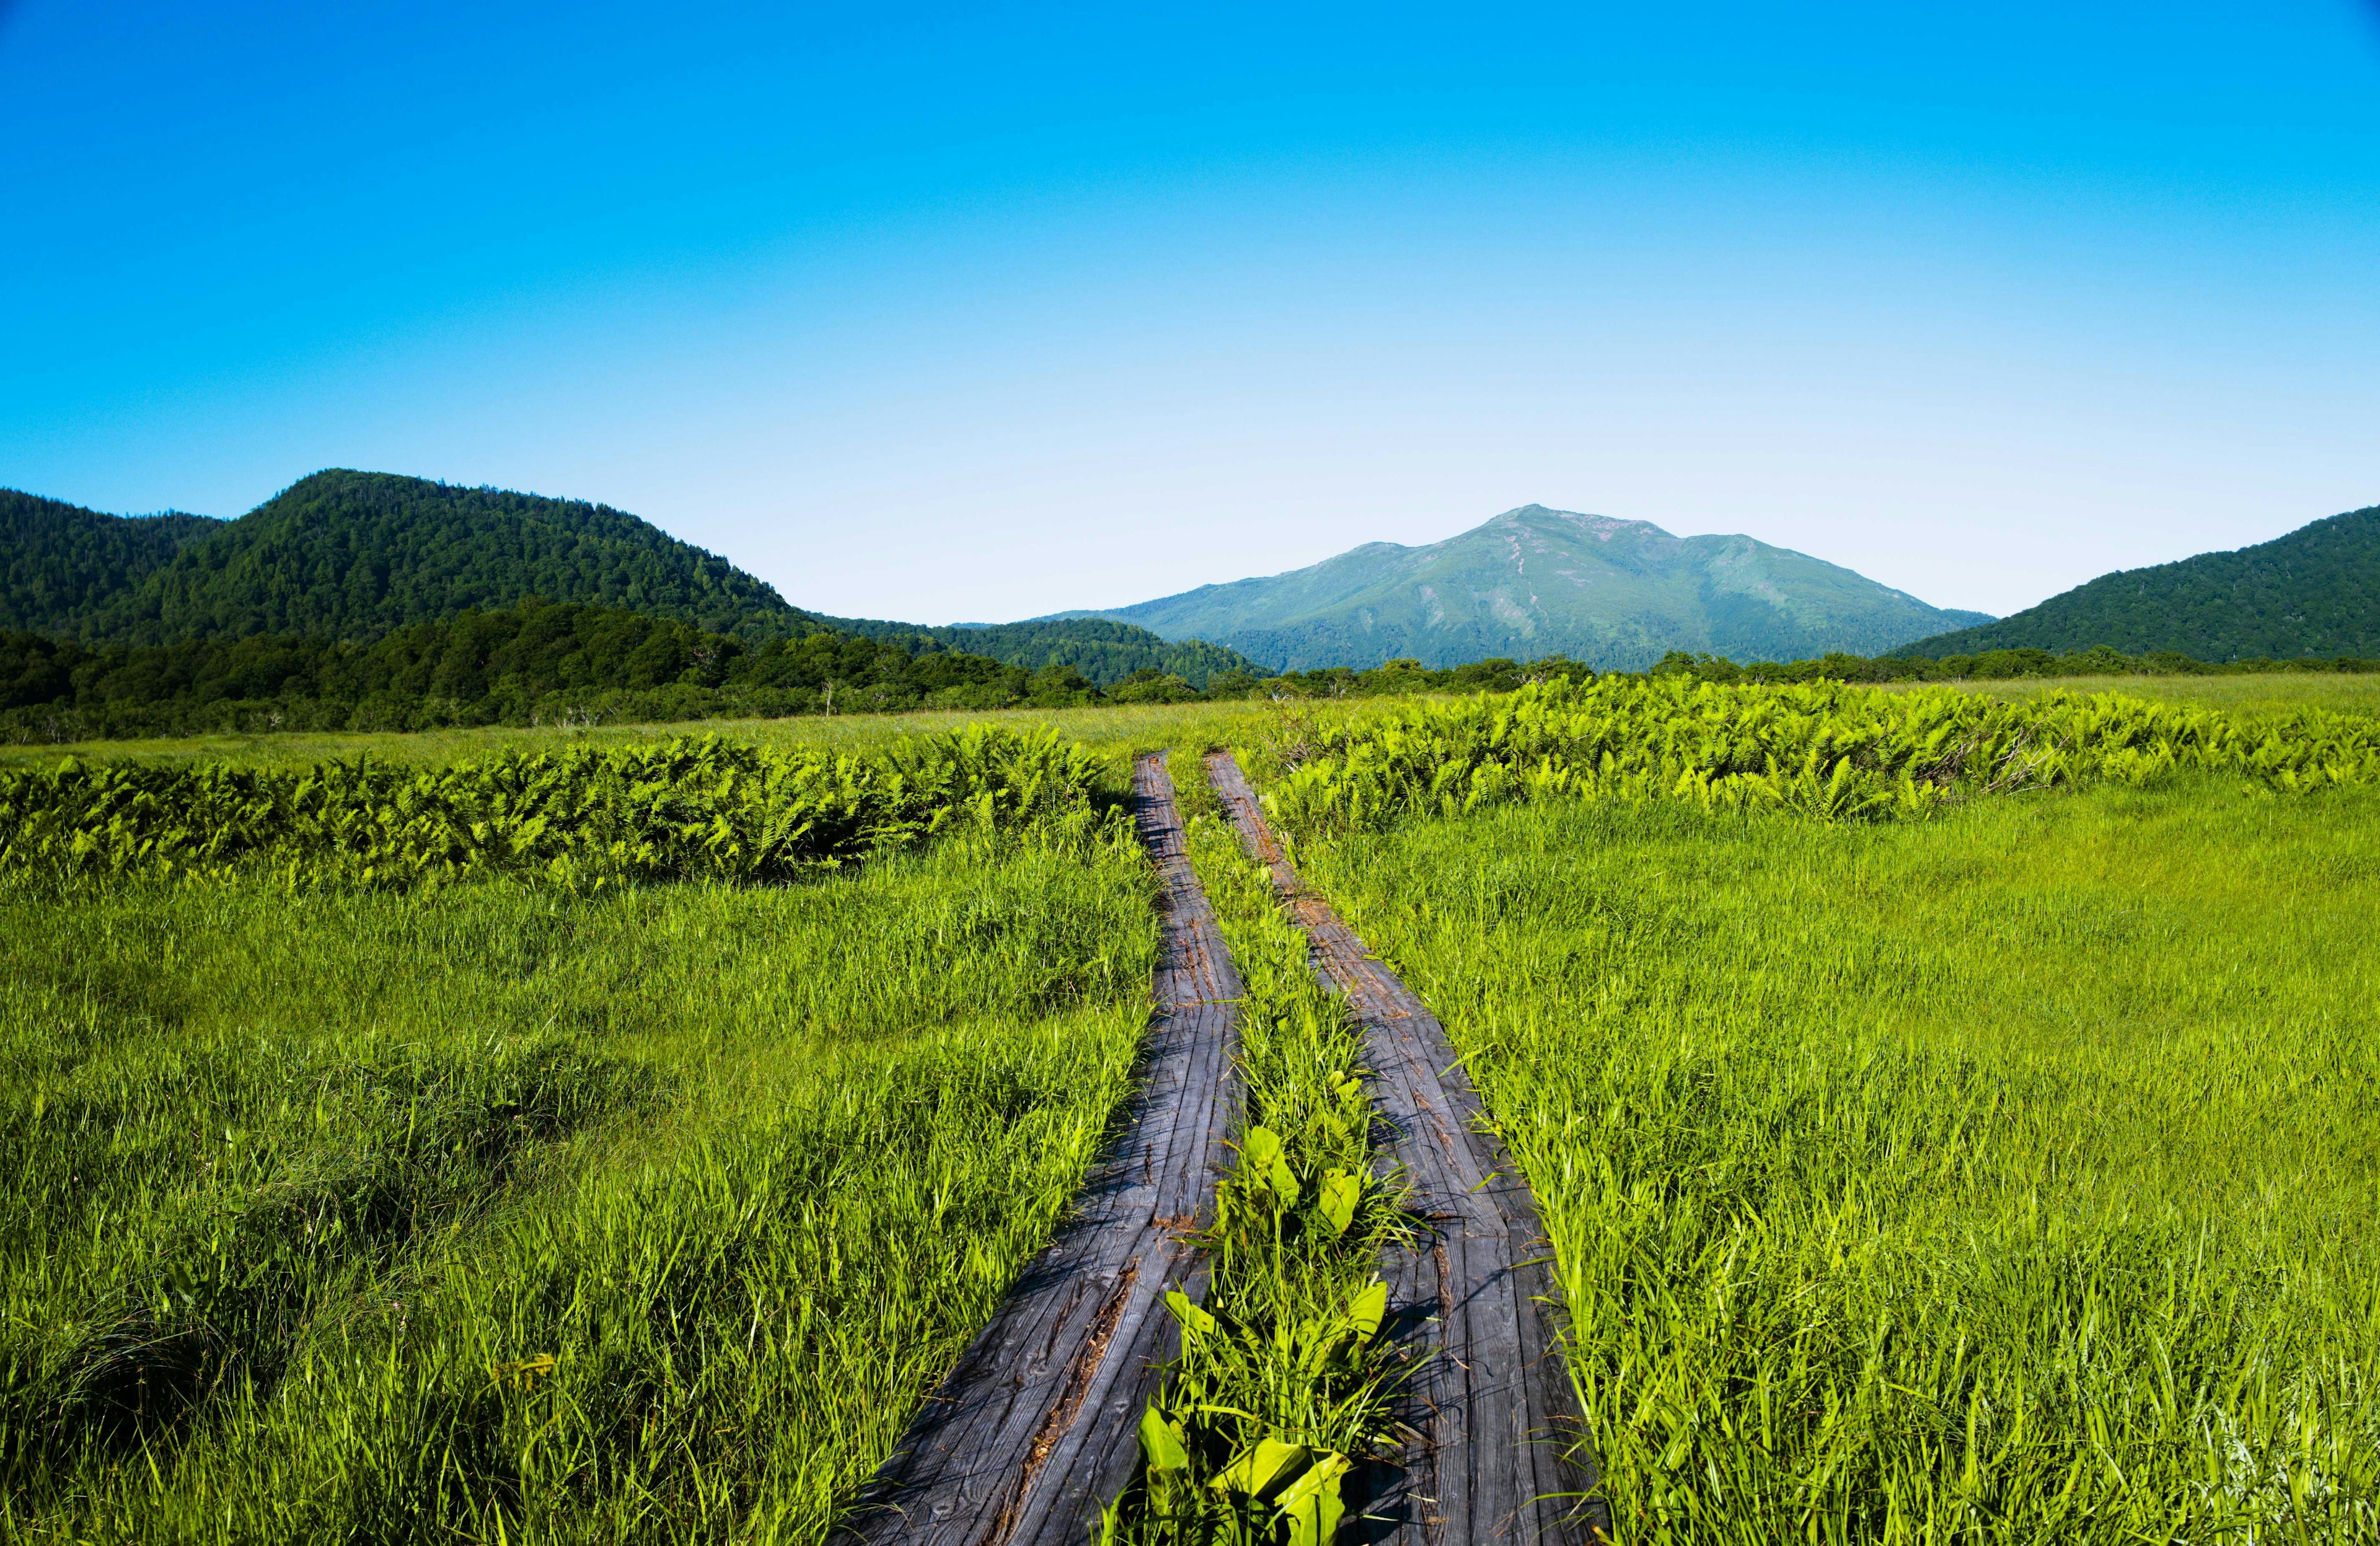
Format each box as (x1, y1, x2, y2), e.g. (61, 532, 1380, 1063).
(1207, 753, 1605, 1545)
(844, 755, 1243, 1545)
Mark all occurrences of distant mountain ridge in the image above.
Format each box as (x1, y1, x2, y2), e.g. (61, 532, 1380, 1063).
(1050, 504, 1992, 670)
(1898, 505, 2380, 661)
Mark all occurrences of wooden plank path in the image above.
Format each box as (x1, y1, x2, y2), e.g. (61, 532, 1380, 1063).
(844, 753, 1243, 1545)
(1207, 753, 1604, 1545)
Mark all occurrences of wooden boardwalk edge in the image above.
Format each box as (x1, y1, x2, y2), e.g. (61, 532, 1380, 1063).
(1206, 752, 1607, 1546)
(844, 753, 1245, 1545)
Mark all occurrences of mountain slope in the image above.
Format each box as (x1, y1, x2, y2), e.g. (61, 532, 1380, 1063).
(822, 616, 1267, 687)
(59, 470, 819, 645)
(1054, 504, 1991, 671)
(1898, 505, 2380, 661)
(2, 489, 222, 635)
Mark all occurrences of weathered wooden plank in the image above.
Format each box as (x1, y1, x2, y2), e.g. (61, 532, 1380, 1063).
(1207, 753, 1604, 1545)
(843, 755, 1243, 1545)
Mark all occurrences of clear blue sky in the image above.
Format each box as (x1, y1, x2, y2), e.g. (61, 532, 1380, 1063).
(4, 1, 2376, 623)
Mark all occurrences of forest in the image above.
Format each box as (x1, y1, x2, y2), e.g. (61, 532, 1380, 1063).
(0, 600, 1104, 740)
(1901, 503, 2380, 660)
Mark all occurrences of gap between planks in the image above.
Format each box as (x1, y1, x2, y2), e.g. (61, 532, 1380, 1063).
(842, 753, 1243, 1546)
(1206, 752, 1606, 1546)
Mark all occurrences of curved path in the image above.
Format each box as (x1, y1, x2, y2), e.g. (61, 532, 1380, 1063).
(1207, 753, 1604, 1545)
(845, 754, 1243, 1545)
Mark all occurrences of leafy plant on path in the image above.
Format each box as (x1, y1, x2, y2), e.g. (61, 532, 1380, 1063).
(1101, 762, 1411, 1546)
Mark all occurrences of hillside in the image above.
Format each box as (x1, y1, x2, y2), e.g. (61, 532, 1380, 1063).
(19, 470, 819, 646)
(1898, 505, 2380, 661)
(1052, 504, 1991, 670)
(1, 489, 222, 635)
(823, 615, 1267, 688)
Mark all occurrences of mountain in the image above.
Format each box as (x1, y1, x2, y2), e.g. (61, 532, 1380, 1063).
(12, 470, 821, 646)
(6, 472, 1271, 683)
(1049, 504, 1993, 671)
(1897, 505, 2380, 661)
(2, 489, 223, 636)
(822, 615, 1268, 688)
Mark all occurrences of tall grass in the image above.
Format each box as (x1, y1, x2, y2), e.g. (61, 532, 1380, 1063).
(2, 822, 1157, 1542)
(1294, 778, 2380, 1541)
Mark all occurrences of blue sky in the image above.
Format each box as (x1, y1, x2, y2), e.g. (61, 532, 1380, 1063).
(4, 1, 2376, 623)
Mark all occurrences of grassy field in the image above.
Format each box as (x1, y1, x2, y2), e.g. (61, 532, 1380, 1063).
(1, 829, 1157, 1542)
(2, 672, 2368, 774)
(1889, 672, 2380, 719)
(0, 700, 1277, 774)
(1291, 776, 2380, 1541)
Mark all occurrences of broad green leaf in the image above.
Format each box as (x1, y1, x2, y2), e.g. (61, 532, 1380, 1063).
(1210, 1436, 1307, 1500)
(1318, 1169, 1360, 1236)
(1165, 1289, 1219, 1341)
(1276, 1452, 1351, 1546)
(1137, 1404, 1189, 1473)
(1347, 1279, 1388, 1342)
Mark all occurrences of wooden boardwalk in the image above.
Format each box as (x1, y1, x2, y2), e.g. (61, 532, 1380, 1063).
(1207, 753, 1603, 1545)
(844, 754, 1243, 1545)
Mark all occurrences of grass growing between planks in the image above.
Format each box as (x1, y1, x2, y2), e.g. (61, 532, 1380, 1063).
(1292, 776, 2380, 1542)
(1, 822, 1157, 1543)
(1096, 755, 1408, 1546)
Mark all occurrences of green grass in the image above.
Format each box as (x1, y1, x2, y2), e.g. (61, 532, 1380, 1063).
(1, 829, 1157, 1542)
(1889, 672, 2380, 720)
(0, 700, 1279, 775)
(1290, 778, 2380, 1542)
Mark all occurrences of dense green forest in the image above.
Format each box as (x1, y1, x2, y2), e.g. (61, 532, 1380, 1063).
(1902, 504, 2380, 660)
(0, 600, 1123, 740)
(1, 489, 220, 635)
(46, 470, 822, 645)
(824, 615, 1267, 688)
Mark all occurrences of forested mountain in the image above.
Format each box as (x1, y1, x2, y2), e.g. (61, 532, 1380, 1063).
(1, 489, 221, 635)
(1052, 504, 1992, 670)
(0, 598, 1110, 740)
(14, 471, 821, 645)
(7, 472, 1269, 685)
(824, 615, 1267, 687)
(1898, 505, 2380, 661)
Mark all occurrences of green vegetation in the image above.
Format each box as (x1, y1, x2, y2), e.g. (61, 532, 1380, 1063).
(0, 729, 1158, 1542)
(1917, 671, 2380, 721)
(1101, 756, 1406, 1545)
(1063, 504, 1990, 671)
(1291, 780, 2380, 1540)
(823, 617, 1269, 690)
(1, 489, 218, 636)
(0, 726, 1111, 891)
(1900, 504, 2380, 661)
(0, 698, 1279, 774)
(0, 600, 1111, 742)
(1259, 677, 2380, 835)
